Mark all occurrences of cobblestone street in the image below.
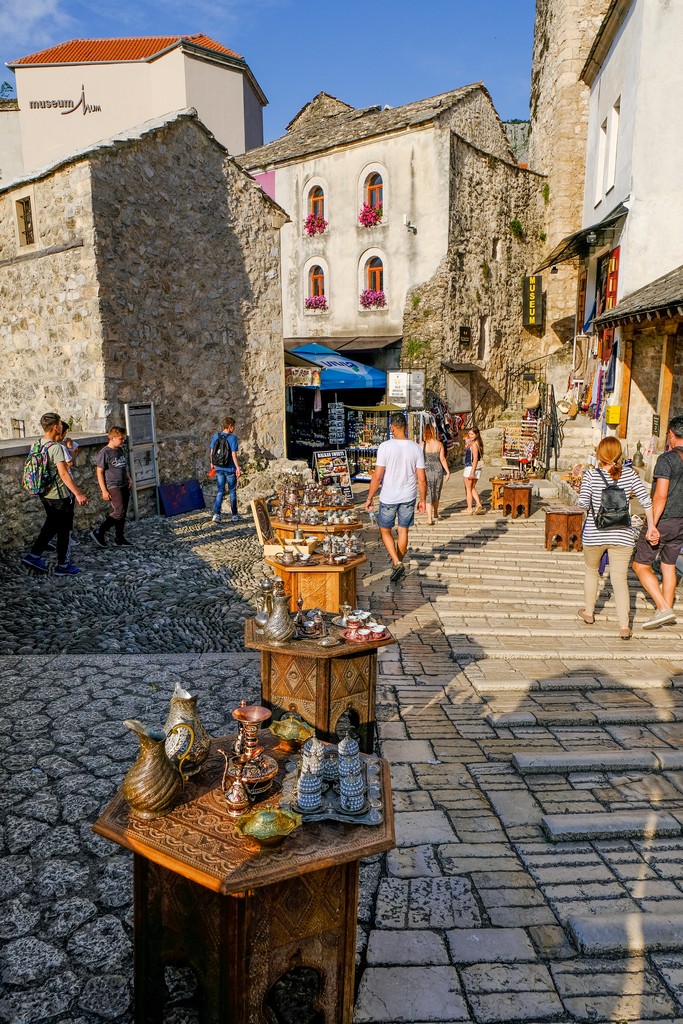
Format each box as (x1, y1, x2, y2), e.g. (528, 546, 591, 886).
(3, 472, 683, 1023)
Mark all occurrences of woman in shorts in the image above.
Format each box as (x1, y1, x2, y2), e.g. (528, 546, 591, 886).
(463, 427, 484, 515)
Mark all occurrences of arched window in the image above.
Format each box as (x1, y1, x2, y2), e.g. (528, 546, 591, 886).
(367, 257, 383, 292)
(309, 264, 325, 297)
(367, 173, 383, 210)
(309, 186, 325, 219)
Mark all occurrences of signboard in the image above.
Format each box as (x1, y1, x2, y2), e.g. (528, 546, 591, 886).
(285, 366, 321, 388)
(652, 414, 661, 436)
(124, 402, 160, 519)
(387, 370, 426, 409)
(459, 326, 472, 343)
(523, 275, 543, 327)
(313, 450, 353, 503)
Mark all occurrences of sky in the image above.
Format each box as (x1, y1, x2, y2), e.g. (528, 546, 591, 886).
(0, 0, 536, 141)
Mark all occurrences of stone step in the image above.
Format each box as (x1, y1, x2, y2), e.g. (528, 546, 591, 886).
(470, 677, 674, 693)
(513, 751, 660, 774)
(568, 913, 683, 955)
(542, 810, 682, 842)
(486, 708, 678, 727)
(450, 644, 683, 664)
(443, 623, 683, 640)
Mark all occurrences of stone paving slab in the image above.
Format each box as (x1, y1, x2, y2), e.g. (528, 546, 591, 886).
(514, 751, 660, 773)
(542, 811, 682, 842)
(568, 912, 683, 954)
(354, 966, 468, 1022)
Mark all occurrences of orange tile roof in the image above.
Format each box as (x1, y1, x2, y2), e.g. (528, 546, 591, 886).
(10, 34, 242, 67)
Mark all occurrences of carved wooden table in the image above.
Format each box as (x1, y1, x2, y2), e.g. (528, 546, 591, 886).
(265, 554, 366, 613)
(490, 477, 506, 511)
(245, 618, 395, 753)
(93, 734, 395, 1024)
(270, 518, 363, 545)
(503, 483, 532, 519)
(545, 506, 584, 552)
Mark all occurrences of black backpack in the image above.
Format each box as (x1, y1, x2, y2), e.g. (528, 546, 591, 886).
(212, 433, 233, 468)
(590, 468, 631, 529)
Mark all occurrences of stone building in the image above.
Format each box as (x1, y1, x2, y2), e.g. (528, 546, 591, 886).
(536, 0, 683, 457)
(241, 86, 546, 424)
(527, 0, 612, 389)
(2, 34, 267, 178)
(0, 96, 23, 184)
(0, 109, 287, 490)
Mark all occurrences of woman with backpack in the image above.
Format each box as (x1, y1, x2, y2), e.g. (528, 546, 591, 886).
(577, 437, 655, 639)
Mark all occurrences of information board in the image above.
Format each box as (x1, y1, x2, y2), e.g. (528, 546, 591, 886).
(313, 450, 353, 503)
(387, 370, 425, 409)
(124, 402, 160, 518)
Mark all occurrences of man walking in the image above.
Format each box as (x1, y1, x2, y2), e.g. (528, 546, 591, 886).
(209, 416, 241, 523)
(365, 413, 426, 582)
(22, 412, 89, 575)
(633, 416, 683, 629)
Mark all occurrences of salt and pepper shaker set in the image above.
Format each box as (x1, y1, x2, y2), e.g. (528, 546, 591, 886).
(296, 735, 365, 813)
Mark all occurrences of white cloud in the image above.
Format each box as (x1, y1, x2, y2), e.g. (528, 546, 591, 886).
(0, 0, 75, 59)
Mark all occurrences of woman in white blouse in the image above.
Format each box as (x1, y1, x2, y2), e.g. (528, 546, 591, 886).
(577, 437, 656, 640)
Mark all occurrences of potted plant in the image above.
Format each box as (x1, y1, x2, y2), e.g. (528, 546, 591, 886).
(304, 213, 328, 236)
(305, 295, 328, 311)
(358, 203, 382, 227)
(359, 289, 386, 309)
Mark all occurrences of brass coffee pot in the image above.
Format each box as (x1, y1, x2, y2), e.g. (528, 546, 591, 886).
(121, 719, 195, 819)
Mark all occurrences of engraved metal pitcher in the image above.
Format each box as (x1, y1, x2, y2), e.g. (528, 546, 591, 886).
(122, 718, 195, 819)
(163, 682, 211, 776)
(262, 584, 296, 645)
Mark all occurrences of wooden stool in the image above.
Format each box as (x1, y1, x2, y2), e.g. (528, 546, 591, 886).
(503, 483, 532, 519)
(545, 506, 584, 552)
(490, 478, 506, 511)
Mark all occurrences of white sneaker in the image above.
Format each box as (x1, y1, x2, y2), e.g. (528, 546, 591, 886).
(642, 607, 676, 630)
(212, 514, 222, 523)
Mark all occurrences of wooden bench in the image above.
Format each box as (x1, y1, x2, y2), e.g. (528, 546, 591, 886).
(545, 507, 584, 552)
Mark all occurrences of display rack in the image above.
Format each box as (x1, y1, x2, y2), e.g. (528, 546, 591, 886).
(327, 402, 346, 447)
(500, 421, 541, 469)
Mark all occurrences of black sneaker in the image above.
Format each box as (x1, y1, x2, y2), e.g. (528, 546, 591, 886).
(390, 563, 406, 583)
(115, 538, 134, 547)
(90, 528, 106, 548)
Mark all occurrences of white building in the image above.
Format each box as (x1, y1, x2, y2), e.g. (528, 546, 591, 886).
(537, 0, 683, 452)
(3, 34, 266, 179)
(241, 87, 515, 349)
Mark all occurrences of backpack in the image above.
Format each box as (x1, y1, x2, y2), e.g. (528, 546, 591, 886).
(590, 468, 631, 530)
(211, 433, 233, 468)
(22, 440, 56, 495)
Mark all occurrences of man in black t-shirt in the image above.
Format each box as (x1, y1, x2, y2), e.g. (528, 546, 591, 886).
(91, 426, 133, 548)
(633, 416, 683, 629)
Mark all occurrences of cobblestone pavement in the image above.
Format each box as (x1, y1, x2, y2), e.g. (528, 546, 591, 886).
(4, 479, 683, 1023)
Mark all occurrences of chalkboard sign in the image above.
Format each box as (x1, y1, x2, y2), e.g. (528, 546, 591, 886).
(313, 450, 353, 503)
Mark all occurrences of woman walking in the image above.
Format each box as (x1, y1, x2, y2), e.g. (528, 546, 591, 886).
(577, 437, 655, 640)
(422, 423, 450, 524)
(463, 427, 484, 514)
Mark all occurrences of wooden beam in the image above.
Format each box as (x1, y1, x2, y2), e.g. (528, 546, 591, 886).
(619, 337, 633, 440)
(656, 333, 676, 449)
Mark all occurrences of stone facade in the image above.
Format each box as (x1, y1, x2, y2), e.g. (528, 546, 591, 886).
(401, 134, 546, 426)
(528, 0, 612, 389)
(0, 111, 287, 508)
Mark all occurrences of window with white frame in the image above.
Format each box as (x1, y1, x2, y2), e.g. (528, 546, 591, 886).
(605, 98, 620, 194)
(594, 118, 608, 207)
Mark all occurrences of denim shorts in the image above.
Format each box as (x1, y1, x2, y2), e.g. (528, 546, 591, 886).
(377, 501, 415, 529)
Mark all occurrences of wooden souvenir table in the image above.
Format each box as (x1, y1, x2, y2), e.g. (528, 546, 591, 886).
(94, 733, 394, 1024)
(545, 506, 584, 552)
(265, 553, 366, 614)
(269, 517, 364, 545)
(245, 617, 395, 753)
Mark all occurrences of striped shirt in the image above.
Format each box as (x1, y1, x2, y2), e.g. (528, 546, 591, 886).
(578, 465, 652, 547)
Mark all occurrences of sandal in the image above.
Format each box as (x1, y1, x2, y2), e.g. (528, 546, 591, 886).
(577, 608, 595, 625)
(619, 628, 632, 640)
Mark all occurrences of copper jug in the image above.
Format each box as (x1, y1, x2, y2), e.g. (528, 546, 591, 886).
(122, 719, 195, 819)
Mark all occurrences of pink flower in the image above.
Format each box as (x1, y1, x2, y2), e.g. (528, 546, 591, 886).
(358, 202, 383, 227)
(304, 213, 328, 236)
(359, 289, 386, 309)
(305, 295, 328, 311)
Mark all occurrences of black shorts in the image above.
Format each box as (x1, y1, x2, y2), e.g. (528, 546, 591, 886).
(633, 518, 683, 566)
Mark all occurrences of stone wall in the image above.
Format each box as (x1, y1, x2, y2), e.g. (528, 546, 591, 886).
(440, 88, 515, 163)
(0, 162, 106, 436)
(401, 134, 546, 427)
(528, 0, 612, 369)
(90, 116, 286, 483)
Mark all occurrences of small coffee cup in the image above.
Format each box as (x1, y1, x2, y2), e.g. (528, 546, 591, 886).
(371, 624, 386, 636)
(357, 628, 371, 639)
(346, 616, 361, 636)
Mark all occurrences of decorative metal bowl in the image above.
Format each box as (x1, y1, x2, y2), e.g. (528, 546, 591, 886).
(269, 714, 315, 749)
(234, 804, 303, 846)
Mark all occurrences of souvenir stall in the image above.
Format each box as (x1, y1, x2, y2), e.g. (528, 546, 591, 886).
(285, 344, 386, 462)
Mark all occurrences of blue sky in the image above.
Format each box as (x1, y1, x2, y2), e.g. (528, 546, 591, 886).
(0, 0, 536, 141)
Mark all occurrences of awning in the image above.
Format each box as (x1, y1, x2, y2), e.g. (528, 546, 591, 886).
(344, 403, 404, 412)
(285, 336, 401, 352)
(593, 262, 683, 328)
(291, 343, 387, 391)
(285, 350, 321, 367)
(441, 361, 482, 374)
(534, 203, 628, 272)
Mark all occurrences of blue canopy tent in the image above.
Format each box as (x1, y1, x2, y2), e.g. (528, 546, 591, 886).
(291, 343, 386, 391)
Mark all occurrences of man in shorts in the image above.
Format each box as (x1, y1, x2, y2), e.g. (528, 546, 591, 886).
(633, 415, 683, 629)
(365, 413, 426, 582)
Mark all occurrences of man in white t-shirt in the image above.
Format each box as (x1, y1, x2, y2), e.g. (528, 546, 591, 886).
(365, 413, 426, 582)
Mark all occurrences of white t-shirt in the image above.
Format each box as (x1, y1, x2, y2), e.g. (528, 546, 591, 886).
(376, 438, 425, 504)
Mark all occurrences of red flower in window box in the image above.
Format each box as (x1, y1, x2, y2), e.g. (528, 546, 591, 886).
(305, 295, 328, 311)
(358, 203, 382, 227)
(304, 213, 328, 236)
(359, 289, 386, 309)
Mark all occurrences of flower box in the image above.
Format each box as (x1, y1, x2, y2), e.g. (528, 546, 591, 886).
(305, 295, 328, 312)
(304, 213, 328, 236)
(359, 289, 386, 309)
(358, 203, 382, 227)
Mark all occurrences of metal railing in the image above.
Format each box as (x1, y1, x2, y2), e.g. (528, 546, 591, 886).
(537, 382, 561, 474)
(504, 354, 550, 409)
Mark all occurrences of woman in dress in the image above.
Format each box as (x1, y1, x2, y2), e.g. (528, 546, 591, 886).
(463, 427, 484, 515)
(577, 436, 656, 640)
(422, 423, 450, 525)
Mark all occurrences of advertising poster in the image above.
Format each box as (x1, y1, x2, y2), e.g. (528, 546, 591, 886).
(313, 450, 353, 502)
